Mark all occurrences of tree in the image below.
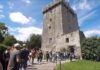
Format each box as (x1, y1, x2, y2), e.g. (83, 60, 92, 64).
(26, 34, 41, 50)
(0, 22, 8, 37)
(81, 36, 100, 61)
(3, 35, 17, 46)
(0, 22, 8, 43)
(60, 47, 67, 52)
(0, 32, 4, 43)
(17, 40, 24, 46)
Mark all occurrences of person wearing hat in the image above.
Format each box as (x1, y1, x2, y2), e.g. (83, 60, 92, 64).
(8, 43, 21, 70)
(20, 44, 29, 70)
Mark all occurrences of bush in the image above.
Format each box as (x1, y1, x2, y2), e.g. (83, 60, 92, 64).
(0, 44, 8, 54)
(60, 47, 67, 52)
(81, 36, 100, 61)
(3, 35, 17, 46)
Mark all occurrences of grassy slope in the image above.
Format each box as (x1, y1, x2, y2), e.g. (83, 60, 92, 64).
(55, 60, 100, 70)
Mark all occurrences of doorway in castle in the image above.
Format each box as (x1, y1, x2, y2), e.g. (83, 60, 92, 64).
(68, 46, 75, 54)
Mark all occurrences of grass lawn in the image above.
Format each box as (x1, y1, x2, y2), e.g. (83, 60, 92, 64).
(54, 60, 100, 70)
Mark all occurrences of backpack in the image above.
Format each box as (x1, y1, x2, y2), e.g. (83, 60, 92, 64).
(20, 48, 29, 60)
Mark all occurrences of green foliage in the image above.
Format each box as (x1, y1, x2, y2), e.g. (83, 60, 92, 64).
(0, 22, 5, 30)
(60, 47, 67, 52)
(0, 32, 4, 43)
(0, 22, 8, 37)
(0, 22, 17, 53)
(0, 44, 8, 54)
(0, 22, 8, 43)
(26, 34, 41, 50)
(54, 60, 100, 70)
(3, 35, 17, 46)
(81, 36, 100, 61)
(17, 40, 24, 46)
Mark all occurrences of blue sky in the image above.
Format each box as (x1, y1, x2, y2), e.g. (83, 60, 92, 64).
(0, 0, 100, 41)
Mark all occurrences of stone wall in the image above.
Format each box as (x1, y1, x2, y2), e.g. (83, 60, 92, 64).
(42, 0, 82, 59)
(42, 4, 63, 51)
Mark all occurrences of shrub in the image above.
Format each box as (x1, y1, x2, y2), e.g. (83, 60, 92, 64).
(60, 47, 67, 52)
(0, 44, 8, 54)
(81, 36, 100, 61)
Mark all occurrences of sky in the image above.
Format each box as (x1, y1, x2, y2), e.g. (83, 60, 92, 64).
(0, 0, 100, 41)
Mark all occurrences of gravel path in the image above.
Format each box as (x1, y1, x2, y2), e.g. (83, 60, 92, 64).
(27, 60, 56, 70)
(27, 59, 71, 70)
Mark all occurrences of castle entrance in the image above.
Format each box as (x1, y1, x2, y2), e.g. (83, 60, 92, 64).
(68, 46, 75, 54)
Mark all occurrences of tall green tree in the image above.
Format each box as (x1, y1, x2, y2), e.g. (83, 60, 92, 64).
(26, 34, 41, 50)
(81, 36, 100, 61)
(0, 32, 4, 43)
(3, 35, 17, 46)
(17, 40, 24, 46)
(0, 22, 8, 43)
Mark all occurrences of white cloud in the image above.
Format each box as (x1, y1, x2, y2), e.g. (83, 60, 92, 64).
(8, 2, 14, 9)
(28, 17, 36, 24)
(22, 0, 31, 4)
(0, 10, 3, 13)
(72, 0, 92, 11)
(0, 14, 5, 18)
(72, 5, 76, 11)
(71, 0, 99, 26)
(79, 10, 96, 25)
(9, 12, 35, 24)
(9, 26, 42, 41)
(0, 5, 3, 9)
(84, 30, 100, 37)
(79, 0, 91, 10)
(0, 4, 3, 13)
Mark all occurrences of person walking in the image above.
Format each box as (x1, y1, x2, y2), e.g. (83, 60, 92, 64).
(52, 51, 57, 62)
(46, 51, 50, 62)
(69, 52, 73, 62)
(29, 51, 32, 63)
(8, 43, 21, 70)
(38, 50, 43, 64)
(3, 49, 10, 70)
(49, 51, 52, 62)
(20, 44, 29, 70)
(31, 49, 36, 64)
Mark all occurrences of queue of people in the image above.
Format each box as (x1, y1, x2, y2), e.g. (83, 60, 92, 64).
(0, 43, 29, 70)
(28, 49, 43, 64)
(0, 43, 75, 70)
(45, 51, 75, 62)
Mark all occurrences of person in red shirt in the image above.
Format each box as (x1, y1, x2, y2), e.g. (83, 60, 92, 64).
(31, 49, 36, 64)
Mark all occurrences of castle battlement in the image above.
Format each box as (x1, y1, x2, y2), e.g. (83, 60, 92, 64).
(43, 0, 76, 16)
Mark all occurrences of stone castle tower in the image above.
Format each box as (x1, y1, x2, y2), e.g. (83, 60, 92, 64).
(42, 0, 82, 59)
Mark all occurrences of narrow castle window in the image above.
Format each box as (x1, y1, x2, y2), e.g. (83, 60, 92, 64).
(66, 38, 69, 43)
(50, 18, 52, 22)
(49, 38, 52, 43)
(49, 26, 51, 29)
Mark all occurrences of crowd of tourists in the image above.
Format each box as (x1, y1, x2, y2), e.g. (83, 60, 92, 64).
(0, 43, 29, 70)
(45, 51, 75, 62)
(0, 43, 75, 70)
